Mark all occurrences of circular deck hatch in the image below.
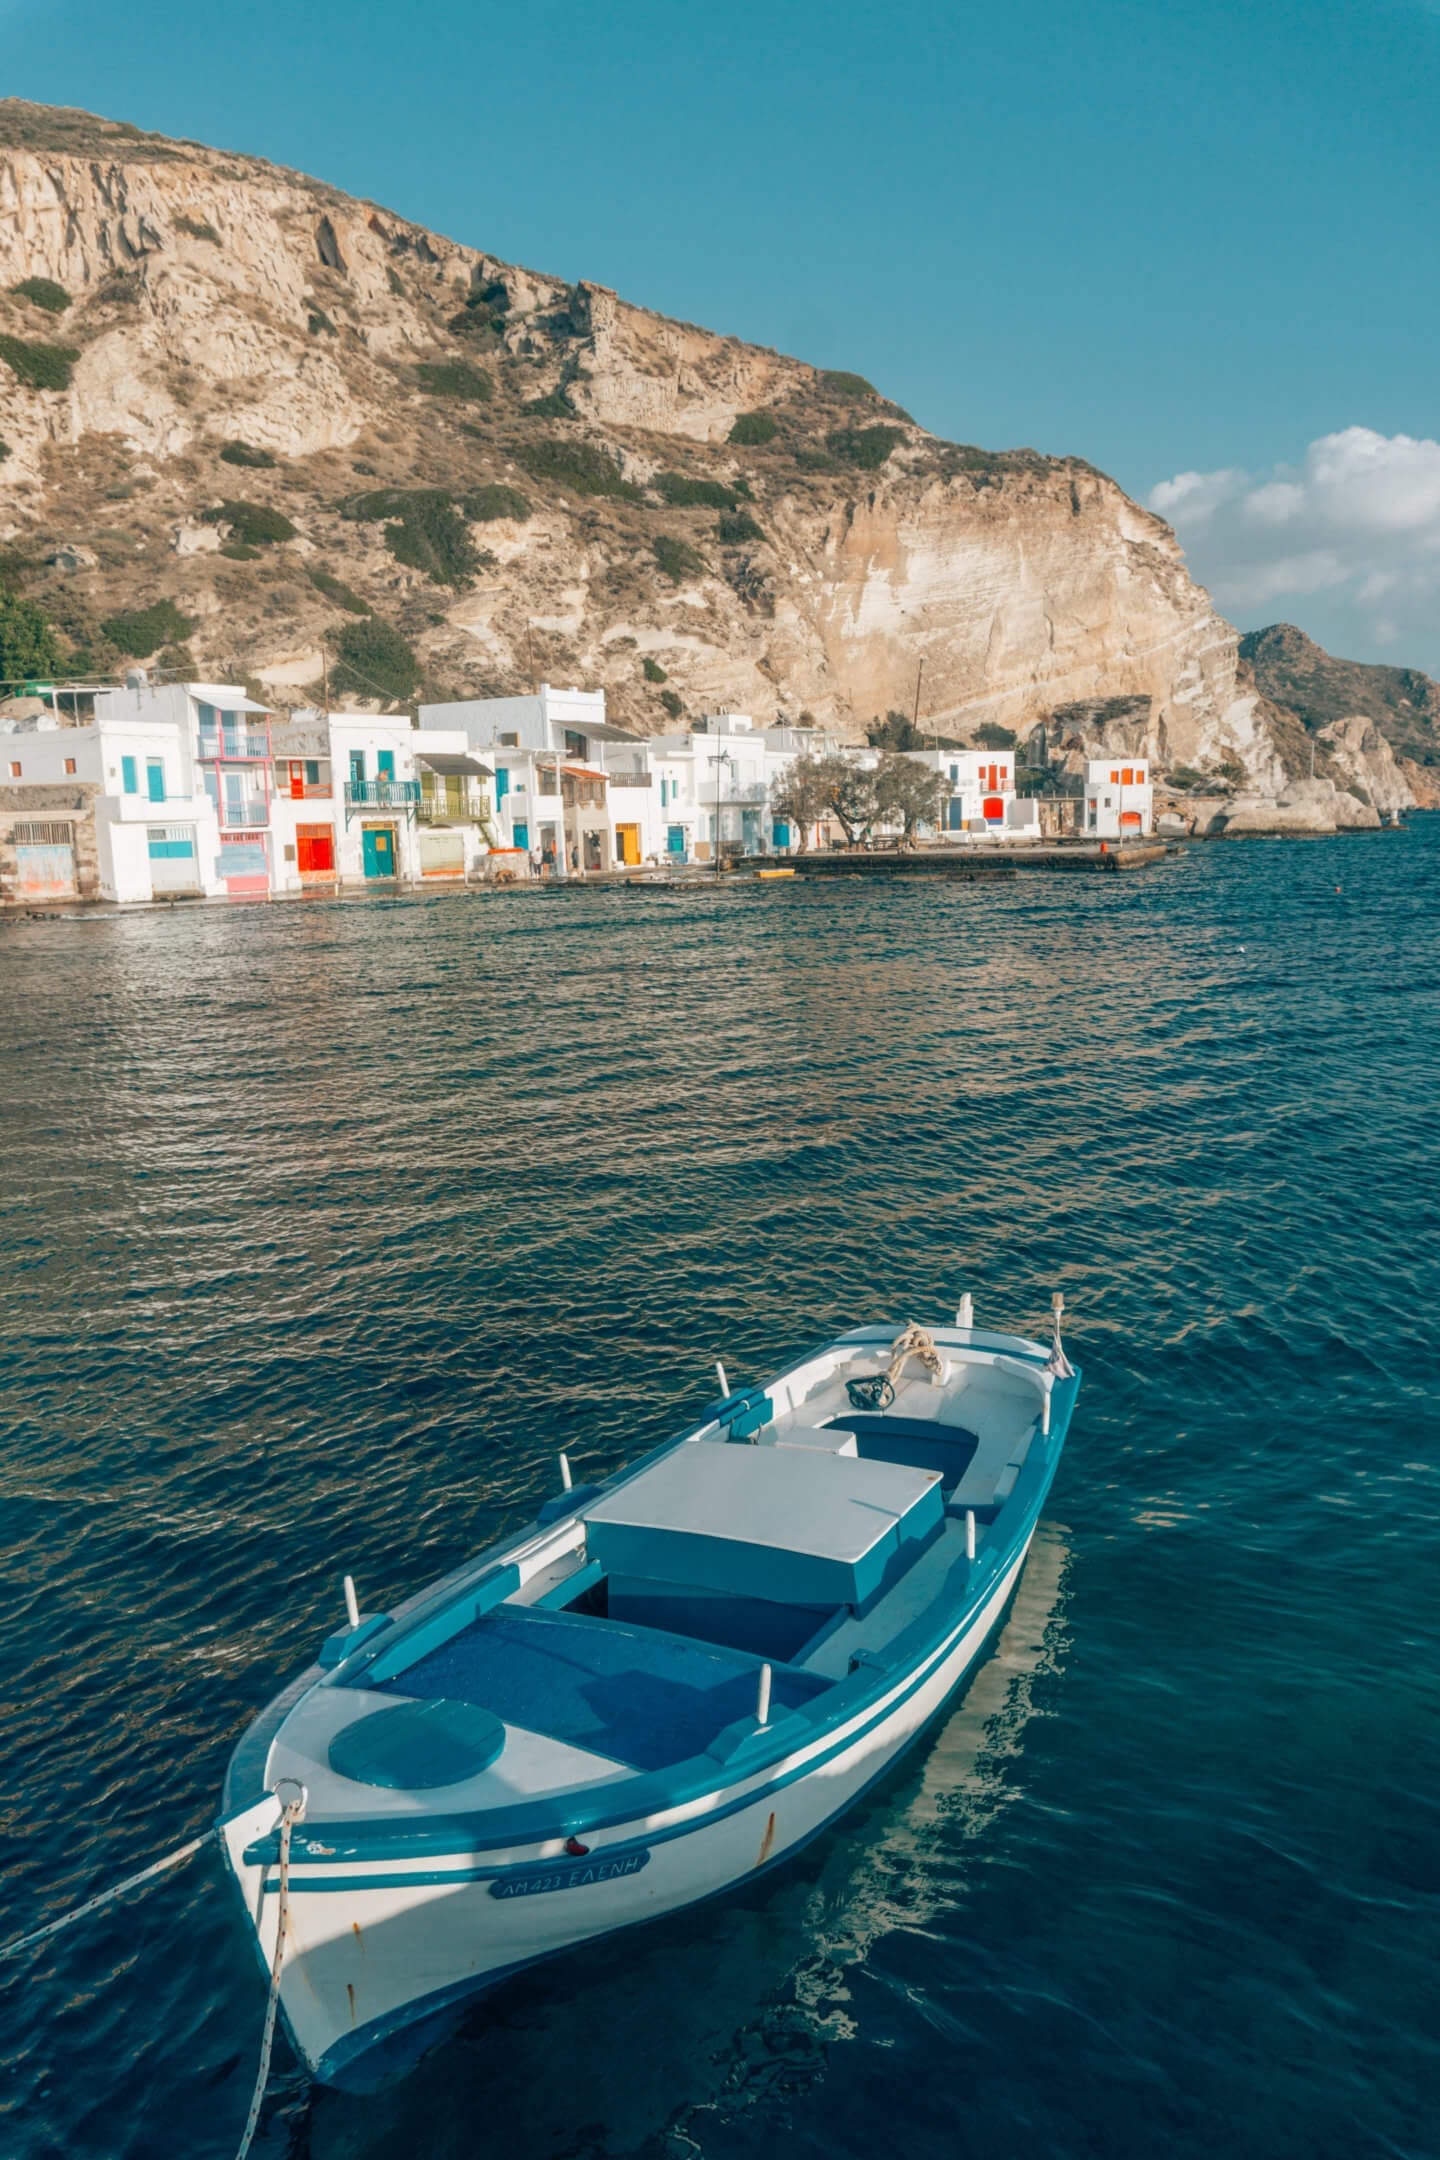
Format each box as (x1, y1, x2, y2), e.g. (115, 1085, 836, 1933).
(328, 1699, 506, 1790)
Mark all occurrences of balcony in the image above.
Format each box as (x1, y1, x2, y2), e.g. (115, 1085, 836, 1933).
(344, 778, 420, 825)
(198, 733, 272, 762)
(218, 797, 270, 830)
(419, 786, 487, 826)
(608, 770, 653, 790)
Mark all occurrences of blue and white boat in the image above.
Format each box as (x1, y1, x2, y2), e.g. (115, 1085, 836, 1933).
(220, 1302, 1079, 2088)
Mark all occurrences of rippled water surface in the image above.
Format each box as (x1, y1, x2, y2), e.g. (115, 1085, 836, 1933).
(2, 828, 1438, 2160)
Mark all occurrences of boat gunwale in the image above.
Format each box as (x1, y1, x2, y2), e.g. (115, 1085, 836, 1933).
(222, 1324, 1050, 1821)
(237, 1360, 1078, 1869)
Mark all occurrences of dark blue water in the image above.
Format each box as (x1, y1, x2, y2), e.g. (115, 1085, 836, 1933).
(2, 829, 1437, 2160)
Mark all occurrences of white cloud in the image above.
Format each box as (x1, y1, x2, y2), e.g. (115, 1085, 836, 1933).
(1148, 427, 1440, 662)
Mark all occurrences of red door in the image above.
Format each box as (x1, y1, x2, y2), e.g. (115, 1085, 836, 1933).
(289, 761, 305, 800)
(296, 823, 335, 875)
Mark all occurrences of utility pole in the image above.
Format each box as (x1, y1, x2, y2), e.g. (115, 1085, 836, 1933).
(526, 623, 537, 695)
(322, 644, 330, 716)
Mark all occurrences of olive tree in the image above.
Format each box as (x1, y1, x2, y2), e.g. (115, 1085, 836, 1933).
(873, 752, 945, 846)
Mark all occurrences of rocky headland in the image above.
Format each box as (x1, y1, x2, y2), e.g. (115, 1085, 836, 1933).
(1, 101, 1436, 829)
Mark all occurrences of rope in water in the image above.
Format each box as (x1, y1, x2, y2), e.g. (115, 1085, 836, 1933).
(0, 1831, 212, 1962)
(0, 1786, 305, 2160)
(233, 1793, 304, 2160)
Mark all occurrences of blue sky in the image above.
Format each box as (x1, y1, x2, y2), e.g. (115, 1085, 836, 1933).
(6, 0, 1440, 667)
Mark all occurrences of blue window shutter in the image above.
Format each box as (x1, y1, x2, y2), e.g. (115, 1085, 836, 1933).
(495, 768, 510, 802)
(146, 759, 166, 803)
(121, 756, 138, 794)
(377, 750, 395, 780)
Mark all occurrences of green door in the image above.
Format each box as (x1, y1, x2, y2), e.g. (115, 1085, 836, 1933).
(362, 825, 396, 878)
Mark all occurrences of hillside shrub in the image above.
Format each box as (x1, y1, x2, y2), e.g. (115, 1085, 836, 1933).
(0, 438, 9, 462)
(463, 484, 531, 522)
(729, 411, 778, 446)
(718, 510, 764, 545)
(820, 370, 877, 399)
(387, 493, 478, 587)
(0, 590, 62, 682)
(220, 541, 261, 561)
(826, 425, 904, 471)
(654, 471, 737, 511)
(219, 440, 277, 468)
(309, 565, 371, 614)
(386, 267, 405, 298)
(0, 335, 80, 391)
(174, 215, 221, 244)
(12, 277, 71, 314)
(974, 722, 1016, 748)
(99, 598, 196, 657)
(514, 439, 642, 500)
(793, 445, 841, 473)
(643, 656, 667, 683)
(524, 389, 572, 419)
(415, 360, 493, 401)
(653, 535, 707, 584)
(201, 499, 296, 545)
(308, 309, 337, 337)
(659, 689, 683, 719)
(332, 618, 420, 702)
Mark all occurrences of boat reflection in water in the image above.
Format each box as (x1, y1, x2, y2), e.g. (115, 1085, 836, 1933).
(312, 1523, 1072, 2159)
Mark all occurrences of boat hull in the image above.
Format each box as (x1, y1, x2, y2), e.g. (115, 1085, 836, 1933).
(223, 1525, 1038, 2089)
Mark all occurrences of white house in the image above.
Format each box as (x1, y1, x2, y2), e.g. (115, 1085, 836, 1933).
(902, 746, 1035, 839)
(1082, 756, 1153, 839)
(270, 712, 493, 890)
(418, 685, 650, 873)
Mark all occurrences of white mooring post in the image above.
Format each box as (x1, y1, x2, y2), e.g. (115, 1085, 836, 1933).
(756, 1662, 773, 1727)
(965, 1511, 976, 1562)
(956, 1292, 974, 1330)
(343, 1574, 360, 1630)
(558, 1452, 573, 1491)
(715, 1359, 730, 1399)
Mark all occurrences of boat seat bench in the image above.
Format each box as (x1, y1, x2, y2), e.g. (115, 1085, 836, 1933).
(376, 1604, 828, 1773)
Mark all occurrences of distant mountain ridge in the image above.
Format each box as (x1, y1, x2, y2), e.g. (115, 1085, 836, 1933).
(1240, 624, 1440, 773)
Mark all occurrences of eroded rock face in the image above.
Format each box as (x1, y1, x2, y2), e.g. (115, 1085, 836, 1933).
(0, 101, 1415, 818)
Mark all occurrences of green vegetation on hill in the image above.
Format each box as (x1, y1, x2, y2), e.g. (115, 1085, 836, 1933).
(309, 565, 371, 615)
(0, 334, 79, 391)
(524, 389, 572, 418)
(642, 656, 667, 683)
(820, 370, 878, 399)
(653, 535, 707, 584)
(415, 360, 493, 401)
(99, 598, 196, 657)
(382, 491, 477, 587)
(202, 499, 296, 545)
(331, 617, 420, 702)
(219, 440, 277, 468)
(654, 471, 737, 511)
(514, 439, 642, 500)
(174, 215, 221, 243)
(0, 589, 61, 682)
(729, 411, 778, 446)
(717, 509, 764, 545)
(826, 425, 905, 470)
(11, 277, 70, 313)
(464, 484, 530, 523)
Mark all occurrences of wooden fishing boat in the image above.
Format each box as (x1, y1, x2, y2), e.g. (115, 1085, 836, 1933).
(220, 1303, 1079, 2088)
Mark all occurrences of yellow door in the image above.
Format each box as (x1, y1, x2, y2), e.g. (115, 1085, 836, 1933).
(617, 823, 641, 865)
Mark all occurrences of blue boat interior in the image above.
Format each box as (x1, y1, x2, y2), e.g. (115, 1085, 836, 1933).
(376, 1605, 830, 1773)
(279, 1334, 1061, 1806)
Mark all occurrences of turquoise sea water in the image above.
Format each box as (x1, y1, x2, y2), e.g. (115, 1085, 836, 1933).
(1, 826, 1437, 2160)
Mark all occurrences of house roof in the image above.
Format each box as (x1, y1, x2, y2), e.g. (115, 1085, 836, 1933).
(562, 764, 608, 781)
(186, 684, 271, 714)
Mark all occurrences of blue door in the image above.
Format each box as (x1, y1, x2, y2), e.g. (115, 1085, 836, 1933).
(146, 758, 166, 803)
(362, 826, 396, 878)
(667, 825, 686, 856)
(512, 822, 529, 851)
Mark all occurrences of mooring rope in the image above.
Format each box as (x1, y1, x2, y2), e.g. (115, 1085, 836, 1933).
(0, 1832, 212, 1963)
(0, 1784, 305, 2160)
(233, 1789, 305, 2160)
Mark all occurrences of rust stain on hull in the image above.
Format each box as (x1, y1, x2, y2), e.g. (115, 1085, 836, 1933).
(757, 1810, 777, 1867)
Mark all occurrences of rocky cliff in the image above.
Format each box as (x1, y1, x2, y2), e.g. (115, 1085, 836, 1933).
(0, 102, 1414, 808)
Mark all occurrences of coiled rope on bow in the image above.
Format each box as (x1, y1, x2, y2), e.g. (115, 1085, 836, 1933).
(233, 1783, 306, 2160)
(887, 1321, 946, 1388)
